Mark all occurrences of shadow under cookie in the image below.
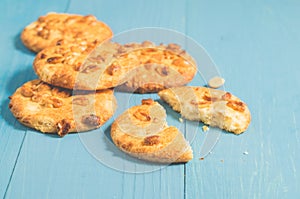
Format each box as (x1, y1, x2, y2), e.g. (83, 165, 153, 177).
(6, 65, 37, 94)
(14, 32, 36, 55)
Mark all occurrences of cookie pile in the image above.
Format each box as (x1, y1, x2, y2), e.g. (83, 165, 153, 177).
(11, 13, 117, 137)
(9, 12, 251, 163)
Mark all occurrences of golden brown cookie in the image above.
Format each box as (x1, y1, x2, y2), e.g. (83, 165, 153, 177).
(33, 41, 197, 92)
(33, 40, 103, 90)
(158, 87, 251, 134)
(111, 99, 193, 163)
(113, 42, 197, 93)
(9, 80, 117, 137)
(21, 12, 113, 52)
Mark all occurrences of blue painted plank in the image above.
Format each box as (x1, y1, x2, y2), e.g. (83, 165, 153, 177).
(67, 0, 187, 33)
(4, 132, 185, 199)
(0, 0, 77, 198)
(185, 0, 300, 198)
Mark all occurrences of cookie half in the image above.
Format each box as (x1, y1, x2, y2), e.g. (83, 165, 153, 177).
(21, 13, 112, 52)
(158, 87, 251, 134)
(34, 41, 197, 92)
(111, 99, 193, 163)
(9, 80, 117, 137)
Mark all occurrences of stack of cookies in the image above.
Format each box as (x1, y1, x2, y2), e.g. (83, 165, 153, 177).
(9, 12, 251, 163)
(10, 13, 117, 137)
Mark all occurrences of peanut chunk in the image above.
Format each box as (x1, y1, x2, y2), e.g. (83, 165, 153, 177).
(21, 86, 34, 97)
(226, 101, 245, 112)
(52, 98, 63, 108)
(47, 56, 63, 64)
(80, 64, 99, 73)
(222, 92, 232, 100)
(133, 109, 151, 122)
(202, 125, 209, 132)
(141, 99, 154, 105)
(208, 76, 225, 88)
(73, 97, 89, 106)
(82, 114, 101, 126)
(155, 66, 169, 76)
(143, 135, 160, 146)
(57, 119, 71, 137)
(107, 64, 119, 75)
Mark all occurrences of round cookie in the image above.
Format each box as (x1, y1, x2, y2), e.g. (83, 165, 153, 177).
(9, 80, 117, 137)
(110, 42, 197, 93)
(158, 86, 251, 134)
(111, 99, 193, 163)
(21, 13, 113, 52)
(33, 40, 102, 90)
(33, 40, 197, 92)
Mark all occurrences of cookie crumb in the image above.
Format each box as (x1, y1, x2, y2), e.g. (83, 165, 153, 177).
(202, 125, 209, 132)
(208, 76, 225, 88)
(220, 159, 224, 163)
(243, 151, 249, 155)
(179, 117, 184, 123)
(199, 157, 204, 160)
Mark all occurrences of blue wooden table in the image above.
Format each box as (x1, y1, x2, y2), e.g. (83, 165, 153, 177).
(1, 0, 300, 198)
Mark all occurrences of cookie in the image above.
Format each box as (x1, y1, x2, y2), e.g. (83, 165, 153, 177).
(158, 87, 251, 134)
(113, 42, 197, 93)
(111, 99, 193, 163)
(33, 40, 102, 90)
(9, 80, 117, 137)
(34, 40, 197, 92)
(21, 13, 112, 52)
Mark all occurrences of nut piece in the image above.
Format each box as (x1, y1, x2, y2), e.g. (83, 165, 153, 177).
(52, 98, 63, 108)
(82, 114, 101, 126)
(208, 76, 225, 88)
(226, 101, 245, 112)
(155, 66, 169, 76)
(47, 57, 63, 64)
(141, 99, 154, 105)
(73, 97, 89, 106)
(222, 92, 232, 100)
(190, 99, 211, 107)
(202, 125, 209, 132)
(57, 119, 71, 137)
(133, 109, 151, 121)
(141, 41, 153, 47)
(80, 64, 99, 73)
(40, 53, 47, 59)
(121, 142, 133, 150)
(143, 135, 160, 146)
(21, 86, 34, 97)
(107, 64, 120, 75)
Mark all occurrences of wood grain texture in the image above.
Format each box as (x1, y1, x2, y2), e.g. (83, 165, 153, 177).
(4, 132, 184, 199)
(185, 0, 300, 198)
(1, 0, 300, 198)
(0, 0, 72, 198)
